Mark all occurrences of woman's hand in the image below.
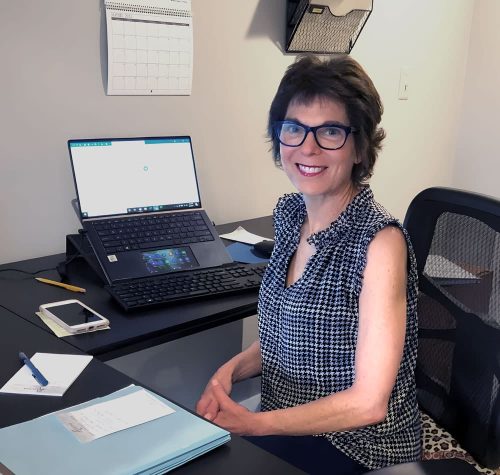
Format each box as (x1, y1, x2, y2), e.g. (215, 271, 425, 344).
(196, 341, 262, 422)
(209, 379, 257, 435)
(196, 369, 233, 421)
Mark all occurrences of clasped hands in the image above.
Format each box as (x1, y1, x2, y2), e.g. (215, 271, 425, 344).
(196, 377, 258, 435)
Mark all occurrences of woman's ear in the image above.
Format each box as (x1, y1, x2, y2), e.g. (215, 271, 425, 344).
(275, 154, 283, 169)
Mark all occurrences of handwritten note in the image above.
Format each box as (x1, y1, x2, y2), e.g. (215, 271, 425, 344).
(58, 388, 175, 442)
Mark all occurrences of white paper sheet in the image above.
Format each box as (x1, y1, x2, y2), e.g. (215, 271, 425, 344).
(0, 353, 93, 397)
(219, 226, 272, 245)
(58, 388, 175, 443)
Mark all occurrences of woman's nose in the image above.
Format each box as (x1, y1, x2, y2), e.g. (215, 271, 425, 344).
(301, 130, 321, 154)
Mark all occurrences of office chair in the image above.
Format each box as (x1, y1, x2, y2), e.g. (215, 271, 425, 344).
(365, 187, 500, 475)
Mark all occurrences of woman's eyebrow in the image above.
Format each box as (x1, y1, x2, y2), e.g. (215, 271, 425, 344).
(283, 118, 349, 127)
(320, 120, 349, 127)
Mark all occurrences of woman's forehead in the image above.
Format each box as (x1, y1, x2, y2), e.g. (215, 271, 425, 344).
(286, 96, 348, 120)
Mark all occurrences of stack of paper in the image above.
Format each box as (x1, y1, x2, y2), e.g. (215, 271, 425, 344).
(0, 385, 230, 475)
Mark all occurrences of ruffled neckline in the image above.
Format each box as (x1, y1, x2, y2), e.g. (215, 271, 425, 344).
(288, 186, 374, 250)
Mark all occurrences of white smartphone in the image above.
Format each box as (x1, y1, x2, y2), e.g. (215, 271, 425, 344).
(39, 300, 109, 334)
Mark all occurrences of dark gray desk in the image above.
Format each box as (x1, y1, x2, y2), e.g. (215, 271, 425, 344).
(0, 306, 302, 474)
(0, 216, 304, 474)
(0, 306, 133, 428)
(0, 216, 273, 361)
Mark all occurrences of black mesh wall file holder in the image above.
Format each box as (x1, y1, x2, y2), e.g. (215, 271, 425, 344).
(285, 0, 373, 54)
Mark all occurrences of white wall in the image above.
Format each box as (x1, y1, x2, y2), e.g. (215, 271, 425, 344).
(352, 0, 475, 216)
(0, 0, 475, 264)
(453, 0, 500, 198)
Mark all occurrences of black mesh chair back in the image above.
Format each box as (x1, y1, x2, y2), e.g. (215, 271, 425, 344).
(403, 187, 500, 469)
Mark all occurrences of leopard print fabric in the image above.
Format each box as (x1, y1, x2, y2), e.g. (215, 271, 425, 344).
(421, 412, 500, 474)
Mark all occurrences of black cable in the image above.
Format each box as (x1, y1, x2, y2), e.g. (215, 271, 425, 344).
(0, 253, 82, 280)
(0, 267, 58, 279)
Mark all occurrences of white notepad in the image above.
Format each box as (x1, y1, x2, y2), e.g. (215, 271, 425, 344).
(0, 353, 93, 396)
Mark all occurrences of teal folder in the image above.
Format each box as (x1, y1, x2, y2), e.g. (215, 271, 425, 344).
(0, 385, 230, 475)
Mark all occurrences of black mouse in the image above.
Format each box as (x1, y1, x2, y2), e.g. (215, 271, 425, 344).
(252, 240, 275, 259)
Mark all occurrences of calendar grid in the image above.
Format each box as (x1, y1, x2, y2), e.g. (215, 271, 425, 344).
(105, 0, 193, 96)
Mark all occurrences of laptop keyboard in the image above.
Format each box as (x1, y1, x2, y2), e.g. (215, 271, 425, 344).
(106, 263, 267, 311)
(94, 212, 214, 254)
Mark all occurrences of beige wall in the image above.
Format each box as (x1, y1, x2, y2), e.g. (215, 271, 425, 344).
(453, 0, 500, 198)
(355, 0, 474, 216)
(0, 0, 475, 264)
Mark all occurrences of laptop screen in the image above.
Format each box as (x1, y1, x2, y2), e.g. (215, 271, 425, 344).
(68, 137, 201, 219)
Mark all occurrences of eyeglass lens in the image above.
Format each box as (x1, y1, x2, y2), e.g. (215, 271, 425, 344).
(278, 123, 348, 149)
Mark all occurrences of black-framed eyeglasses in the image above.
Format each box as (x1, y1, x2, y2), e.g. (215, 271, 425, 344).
(272, 120, 358, 151)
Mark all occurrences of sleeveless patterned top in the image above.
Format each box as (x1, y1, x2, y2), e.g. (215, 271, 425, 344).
(258, 186, 421, 470)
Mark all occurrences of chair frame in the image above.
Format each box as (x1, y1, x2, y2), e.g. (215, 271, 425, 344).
(403, 187, 500, 470)
(404, 187, 500, 274)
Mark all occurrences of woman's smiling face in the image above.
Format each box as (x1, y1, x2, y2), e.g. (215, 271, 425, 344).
(280, 97, 359, 200)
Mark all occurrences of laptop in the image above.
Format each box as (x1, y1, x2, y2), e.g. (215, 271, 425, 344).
(68, 136, 232, 284)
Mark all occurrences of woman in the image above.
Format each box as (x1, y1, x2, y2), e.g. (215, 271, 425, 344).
(196, 55, 421, 474)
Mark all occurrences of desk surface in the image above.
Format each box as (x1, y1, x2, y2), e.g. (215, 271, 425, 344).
(0, 306, 133, 428)
(0, 216, 273, 361)
(0, 216, 304, 474)
(0, 306, 302, 474)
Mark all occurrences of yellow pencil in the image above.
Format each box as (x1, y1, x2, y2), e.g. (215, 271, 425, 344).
(35, 277, 86, 293)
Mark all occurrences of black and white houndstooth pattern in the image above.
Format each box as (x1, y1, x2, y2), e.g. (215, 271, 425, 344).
(257, 186, 421, 470)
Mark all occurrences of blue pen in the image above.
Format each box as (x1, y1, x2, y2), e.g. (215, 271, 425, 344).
(19, 352, 49, 386)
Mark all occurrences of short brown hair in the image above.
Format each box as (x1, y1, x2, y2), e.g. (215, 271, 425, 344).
(268, 55, 385, 187)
